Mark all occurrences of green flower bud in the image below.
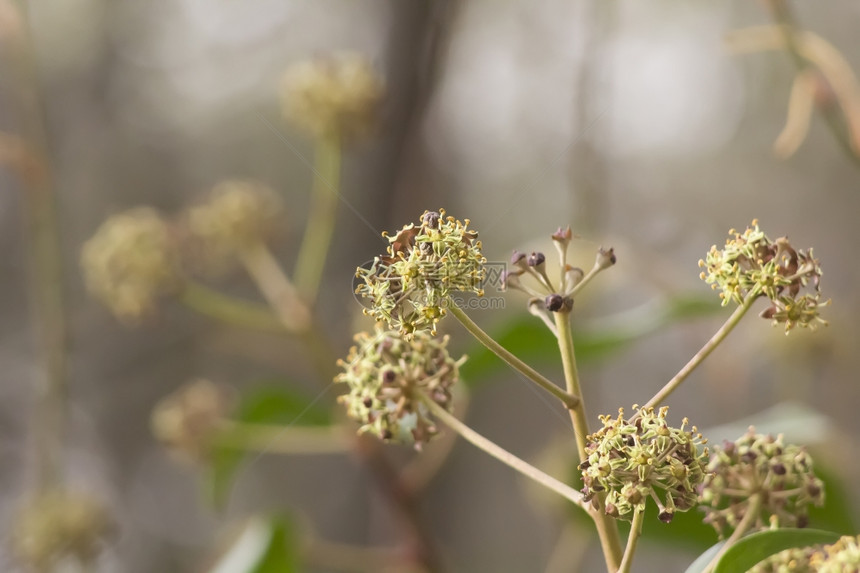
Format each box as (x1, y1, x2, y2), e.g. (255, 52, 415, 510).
(579, 406, 708, 523)
(80, 207, 181, 322)
(699, 428, 825, 538)
(355, 209, 486, 336)
(335, 327, 465, 447)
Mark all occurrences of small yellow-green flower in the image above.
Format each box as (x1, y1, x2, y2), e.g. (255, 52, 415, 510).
(579, 406, 708, 523)
(699, 220, 828, 332)
(81, 207, 181, 321)
(335, 327, 465, 447)
(699, 428, 825, 538)
(355, 209, 486, 336)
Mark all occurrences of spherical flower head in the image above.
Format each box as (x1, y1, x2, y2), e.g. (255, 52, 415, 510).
(810, 535, 860, 572)
(749, 545, 819, 573)
(355, 209, 486, 336)
(80, 207, 181, 322)
(12, 489, 111, 570)
(579, 406, 708, 523)
(699, 220, 828, 332)
(335, 327, 466, 447)
(281, 52, 384, 141)
(699, 427, 825, 538)
(151, 379, 234, 463)
(185, 180, 283, 273)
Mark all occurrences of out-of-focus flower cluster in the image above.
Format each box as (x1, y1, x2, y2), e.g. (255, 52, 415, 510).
(12, 489, 111, 570)
(699, 428, 825, 538)
(751, 535, 860, 573)
(150, 379, 234, 463)
(810, 535, 860, 572)
(185, 180, 284, 274)
(335, 327, 465, 447)
(80, 207, 181, 322)
(579, 406, 708, 523)
(281, 52, 384, 142)
(699, 220, 828, 332)
(355, 210, 486, 336)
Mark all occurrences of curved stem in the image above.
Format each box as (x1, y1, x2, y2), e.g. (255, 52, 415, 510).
(568, 265, 602, 299)
(180, 282, 289, 333)
(214, 422, 351, 455)
(642, 294, 756, 410)
(418, 392, 586, 509)
(448, 304, 580, 409)
(704, 494, 763, 573)
(554, 309, 624, 572)
(618, 506, 645, 573)
(293, 135, 342, 305)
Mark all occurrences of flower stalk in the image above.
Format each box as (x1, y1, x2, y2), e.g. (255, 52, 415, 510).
(448, 305, 580, 409)
(619, 507, 645, 573)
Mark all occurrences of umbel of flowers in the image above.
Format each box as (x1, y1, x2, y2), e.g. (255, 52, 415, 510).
(355, 209, 486, 336)
(699, 428, 825, 537)
(335, 327, 466, 447)
(699, 219, 828, 332)
(579, 406, 709, 523)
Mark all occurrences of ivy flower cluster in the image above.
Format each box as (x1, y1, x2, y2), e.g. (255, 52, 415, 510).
(579, 406, 708, 523)
(335, 327, 465, 447)
(810, 535, 860, 572)
(699, 220, 828, 332)
(355, 209, 486, 336)
(185, 180, 284, 273)
(699, 428, 825, 538)
(280, 52, 384, 142)
(80, 207, 181, 322)
(503, 226, 615, 327)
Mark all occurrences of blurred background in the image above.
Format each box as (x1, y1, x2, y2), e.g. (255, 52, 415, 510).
(2, 0, 860, 571)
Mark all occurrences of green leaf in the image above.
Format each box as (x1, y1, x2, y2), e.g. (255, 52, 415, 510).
(209, 515, 298, 573)
(683, 542, 724, 573)
(685, 529, 841, 573)
(207, 384, 333, 508)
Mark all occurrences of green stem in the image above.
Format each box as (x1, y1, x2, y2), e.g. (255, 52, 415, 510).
(704, 493, 763, 573)
(418, 392, 586, 509)
(214, 422, 351, 455)
(567, 265, 602, 299)
(618, 507, 645, 573)
(554, 309, 624, 572)
(239, 242, 312, 333)
(180, 282, 288, 333)
(293, 135, 342, 305)
(448, 305, 580, 409)
(642, 294, 756, 410)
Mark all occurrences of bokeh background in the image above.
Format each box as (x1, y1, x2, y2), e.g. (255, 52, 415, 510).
(3, 0, 860, 571)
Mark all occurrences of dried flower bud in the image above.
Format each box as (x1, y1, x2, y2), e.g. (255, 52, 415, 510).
(528, 252, 546, 268)
(699, 428, 825, 538)
(80, 207, 182, 322)
(151, 379, 234, 463)
(335, 327, 465, 447)
(280, 52, 384, 141)
(545, 293, 565, 312)
(579, 406, 708, 523)
(185, 180, 283, 273)
(355, 209, 485, 336)
(12, 489, 111, 570)
(595, 247, 616, 270)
